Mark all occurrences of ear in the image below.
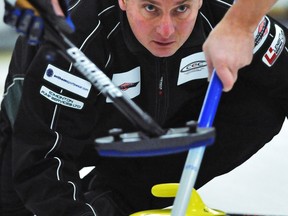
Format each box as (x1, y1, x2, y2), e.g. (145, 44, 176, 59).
(198, 0, 203, 9)
(118, 0, 127, 11)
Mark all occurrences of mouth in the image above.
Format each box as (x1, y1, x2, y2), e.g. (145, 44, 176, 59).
(153, 40, 175, 46)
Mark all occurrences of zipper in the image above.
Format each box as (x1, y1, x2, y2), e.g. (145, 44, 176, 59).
(155, 58, 168, 125)
(158, 75, 164, 96)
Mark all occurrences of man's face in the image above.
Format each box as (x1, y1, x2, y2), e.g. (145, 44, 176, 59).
(119, 0, 203, 57)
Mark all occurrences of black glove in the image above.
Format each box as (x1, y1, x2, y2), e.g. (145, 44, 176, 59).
(3, 0, 75, 45)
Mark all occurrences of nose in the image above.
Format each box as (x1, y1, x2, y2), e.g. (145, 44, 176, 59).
(156, 15, 175, 38)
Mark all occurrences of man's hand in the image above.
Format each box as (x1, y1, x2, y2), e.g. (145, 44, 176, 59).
(203, 0, 277, 92)
(3, 0, 74, 45)
(203, 19, 254, 92)
(4, 0, 44, 45)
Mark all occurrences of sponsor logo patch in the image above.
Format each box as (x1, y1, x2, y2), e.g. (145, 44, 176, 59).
(262, 24, 286, 67)
(253, 16, 271, 53)
(107, 67, 141, 103)
(43, 64, 92, 98)
(177, 52, 208, 85)
(118, 82, 140, 91)
(40, 86, 84, 110)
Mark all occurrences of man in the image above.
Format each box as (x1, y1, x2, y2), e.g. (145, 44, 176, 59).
(1, 0, 287, 215)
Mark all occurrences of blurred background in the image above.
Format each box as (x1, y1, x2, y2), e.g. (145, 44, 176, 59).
(0, 1, 288, 215)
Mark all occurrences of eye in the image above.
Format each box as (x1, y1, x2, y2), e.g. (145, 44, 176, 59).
(176, 5, 188, 13)
(145, 4, 156, 12)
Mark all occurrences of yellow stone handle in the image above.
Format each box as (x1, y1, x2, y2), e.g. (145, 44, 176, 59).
(131, 183, 226, 216)
(15, 0, 39, 15)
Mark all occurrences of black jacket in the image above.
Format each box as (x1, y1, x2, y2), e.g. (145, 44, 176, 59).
(0, 37, 39, 215)
(2, 0, 288, 215)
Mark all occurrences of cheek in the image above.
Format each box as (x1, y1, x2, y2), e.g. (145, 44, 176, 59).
(133, 18, 150, 30)
(177, 18, 196, 37)
(129, 18, 153, 39)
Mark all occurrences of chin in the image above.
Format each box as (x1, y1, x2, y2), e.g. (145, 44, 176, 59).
(151, 49, 177, 58)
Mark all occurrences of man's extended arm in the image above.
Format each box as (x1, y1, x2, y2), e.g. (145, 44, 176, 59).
(203, 0, 278, 91)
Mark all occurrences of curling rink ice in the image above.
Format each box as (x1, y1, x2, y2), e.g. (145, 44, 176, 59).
(1, 50, 288, 215)
(198, 120, 288, 215)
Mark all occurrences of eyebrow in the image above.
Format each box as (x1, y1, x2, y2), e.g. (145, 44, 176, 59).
(140, 0, 193, 6)
(176, 0, 193, 4)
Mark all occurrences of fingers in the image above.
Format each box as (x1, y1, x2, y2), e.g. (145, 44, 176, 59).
(26, 16, 44, 45)
(4, 7, 44, 45)
(205, 51, 239, 92)
(4, 0, 75, 45)
(215, 65, 237, 92)
(204, 50, 237, 92)
(205, 52, 213, 82)
(203, 40, 253, 92)
(51, 0, 65, 16)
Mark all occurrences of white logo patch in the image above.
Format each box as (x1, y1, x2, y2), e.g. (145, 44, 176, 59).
(40, 86, 84, 110)
(253, 16, 271, 54)
(177, 52, 208, 85)
(262, 24, 286, 67)
(107, 67, 141, 103)
(43, 64, 92, 98)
